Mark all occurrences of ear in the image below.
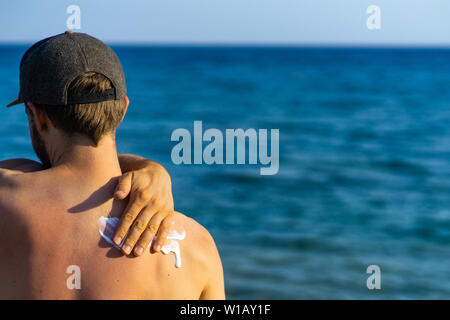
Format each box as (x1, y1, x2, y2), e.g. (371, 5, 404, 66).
(26, 102, 49, 134)
(120, 96, 129, 122)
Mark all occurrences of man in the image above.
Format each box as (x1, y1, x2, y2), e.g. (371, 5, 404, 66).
(0, 31, 224, 299)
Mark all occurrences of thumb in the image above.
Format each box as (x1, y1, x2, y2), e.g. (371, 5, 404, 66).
(115, 172, 133, 200)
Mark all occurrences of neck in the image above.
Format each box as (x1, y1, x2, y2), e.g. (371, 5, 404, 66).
(48, 135, 122, 180)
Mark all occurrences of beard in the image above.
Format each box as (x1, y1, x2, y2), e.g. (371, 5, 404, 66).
(30, 122, 51, 169)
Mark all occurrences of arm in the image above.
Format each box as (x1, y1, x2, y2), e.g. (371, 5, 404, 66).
(115, 154, 175, 256)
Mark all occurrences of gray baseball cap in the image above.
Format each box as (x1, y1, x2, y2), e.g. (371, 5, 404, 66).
(6, 30, 126, 107)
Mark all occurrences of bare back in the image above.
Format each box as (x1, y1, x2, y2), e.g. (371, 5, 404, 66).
(0, 166, 224, 299)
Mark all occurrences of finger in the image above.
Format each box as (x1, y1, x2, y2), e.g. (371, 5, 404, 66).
(113, 194, 148, 246)
(152, 212, 174, 253)
(121, 205, 159, 255)
(114, 172, 133, 200)
(133, 222, 159, 256)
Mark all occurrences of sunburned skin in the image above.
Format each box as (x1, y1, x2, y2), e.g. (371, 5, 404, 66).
(98, 216, 186, 268)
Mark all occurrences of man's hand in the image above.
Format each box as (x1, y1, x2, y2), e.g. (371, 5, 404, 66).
(114, 154, 174, 256)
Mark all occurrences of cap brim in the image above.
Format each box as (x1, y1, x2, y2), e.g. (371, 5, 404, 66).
(6, 98, 23, 108)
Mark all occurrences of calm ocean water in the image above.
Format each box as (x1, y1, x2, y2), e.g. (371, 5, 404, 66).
(2, 45, 450, 299)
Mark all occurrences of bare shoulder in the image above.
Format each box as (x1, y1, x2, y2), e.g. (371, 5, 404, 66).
(171, 212, 225, 299)
(0, 160, 45, 208)
(0, 158, 44, 187)
(0, 173, 36, 252)
(171, 211, 222, 272)
(172, 211, 219, 256)
(0, 159, 44, 229)
(0, 159, 43, 174)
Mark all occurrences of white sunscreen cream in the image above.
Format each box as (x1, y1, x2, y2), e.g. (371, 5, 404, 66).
(98, 216, 186, 268)
(159, 230, 186, 268)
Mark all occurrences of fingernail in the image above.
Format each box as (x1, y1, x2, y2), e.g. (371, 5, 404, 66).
(114, 236, 122, 245)
(155, 244, 161, 252)
(123, 245, 131, 254)
(115, 191, 125, 198)
(135, 246, 144, 255)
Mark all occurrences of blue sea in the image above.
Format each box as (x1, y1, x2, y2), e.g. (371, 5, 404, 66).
(2, 45, 450, 299)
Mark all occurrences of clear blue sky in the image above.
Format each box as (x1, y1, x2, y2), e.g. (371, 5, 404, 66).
(0, 0, 449, 45)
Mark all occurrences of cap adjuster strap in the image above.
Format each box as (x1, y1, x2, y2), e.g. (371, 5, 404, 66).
(67, 88, 116, 104)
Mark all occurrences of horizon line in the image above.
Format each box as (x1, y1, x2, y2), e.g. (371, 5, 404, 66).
(1, 40, 450, 49)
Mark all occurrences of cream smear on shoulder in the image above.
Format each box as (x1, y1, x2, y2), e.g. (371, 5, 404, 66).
(98, 216, 186, 268)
